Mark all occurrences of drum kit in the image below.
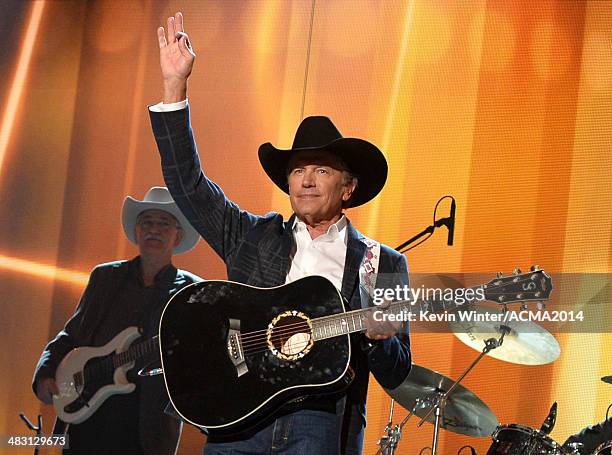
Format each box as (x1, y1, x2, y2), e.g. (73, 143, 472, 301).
(375, 270, 610, 455)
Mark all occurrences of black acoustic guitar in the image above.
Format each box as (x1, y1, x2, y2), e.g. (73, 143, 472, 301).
(159, 269, 552, 437)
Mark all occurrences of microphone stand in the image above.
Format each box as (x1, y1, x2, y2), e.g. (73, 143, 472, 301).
(415, 327, 509, 455)
(395, 217, 451, 252)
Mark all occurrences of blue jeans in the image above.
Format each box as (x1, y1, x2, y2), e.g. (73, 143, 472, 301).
(203, 410, 343, 455)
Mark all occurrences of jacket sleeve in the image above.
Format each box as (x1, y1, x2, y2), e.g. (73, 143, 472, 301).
(149, 106, 260, 267)
(362, 252, 412, 390)
(31, 267, 101, 394)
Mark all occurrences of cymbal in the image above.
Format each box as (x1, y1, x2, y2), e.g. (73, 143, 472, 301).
(448, 307, 561, 365)
(385, 364, 499, 437)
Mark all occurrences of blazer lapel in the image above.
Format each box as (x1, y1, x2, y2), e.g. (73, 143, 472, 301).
(276, 214, 297, 285)
(341, 221, 367, 309)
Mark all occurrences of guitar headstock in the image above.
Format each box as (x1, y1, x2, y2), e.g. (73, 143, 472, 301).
(483, 266, 553, 304)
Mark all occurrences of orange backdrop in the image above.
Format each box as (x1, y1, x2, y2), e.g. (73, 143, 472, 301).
(0, 1, 610, 454)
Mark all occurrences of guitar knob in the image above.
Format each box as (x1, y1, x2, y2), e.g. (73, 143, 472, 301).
(521, 303, 528, 311)
(537, 301, 546, 310)
(513, 268, 522, 275)
(530, 265, 540, 271)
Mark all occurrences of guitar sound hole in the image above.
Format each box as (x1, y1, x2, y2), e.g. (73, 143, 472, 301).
(267, 312, 313, 361)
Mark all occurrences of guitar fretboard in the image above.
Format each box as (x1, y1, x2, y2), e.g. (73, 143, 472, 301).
(113, 336, 158, 368)
(310, 296, 465, 341)
(82, 335, 159, 383)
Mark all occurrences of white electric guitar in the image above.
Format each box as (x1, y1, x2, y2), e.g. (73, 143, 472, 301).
(53, 326, 158, 424)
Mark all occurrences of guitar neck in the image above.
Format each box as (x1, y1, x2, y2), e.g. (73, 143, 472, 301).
(309, 268, 553, 342)
(113, 335, 159, 368)
(310, 293, 473, 341)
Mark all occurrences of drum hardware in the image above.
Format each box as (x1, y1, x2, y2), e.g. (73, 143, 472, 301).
(416, 335, 503, 455)
(540, 402, 558, 435)
(487, 424, 569, 454)
(485, 402, 565, 454)
(564, 442, 583, 454)
(380, 334, 502, 455)
(375, 398, 425, 455)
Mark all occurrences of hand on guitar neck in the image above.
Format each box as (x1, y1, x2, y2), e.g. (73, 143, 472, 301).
(36, 377, 59, 405)
(364, 299, 403, 340)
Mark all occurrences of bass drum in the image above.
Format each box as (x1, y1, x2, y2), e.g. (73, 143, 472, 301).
(594, 441, 611, 455)
(487, 424, 568, 454)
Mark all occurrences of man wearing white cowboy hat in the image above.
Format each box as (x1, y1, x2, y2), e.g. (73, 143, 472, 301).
(149, 12, 411, 455)
(32, 186, 201, 455)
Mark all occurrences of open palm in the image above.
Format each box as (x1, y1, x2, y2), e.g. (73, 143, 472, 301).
(158, 12, 195, 83)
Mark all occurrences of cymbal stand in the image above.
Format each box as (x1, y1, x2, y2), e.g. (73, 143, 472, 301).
(376, 397, 425, 455)
(417, 328, 508, 455)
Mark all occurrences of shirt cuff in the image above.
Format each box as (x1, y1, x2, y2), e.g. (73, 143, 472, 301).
(149, 99, 188, 112)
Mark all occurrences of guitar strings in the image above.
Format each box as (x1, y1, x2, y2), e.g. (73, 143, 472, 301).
(239, 305, 387, 354)
(211, 276, 541, 357)
(238, 277, 534, 347)
(239, 280, 538, 354)
(82, 337, 156, 384)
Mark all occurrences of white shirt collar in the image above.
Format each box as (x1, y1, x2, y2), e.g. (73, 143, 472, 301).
(292, 215, 348, 242)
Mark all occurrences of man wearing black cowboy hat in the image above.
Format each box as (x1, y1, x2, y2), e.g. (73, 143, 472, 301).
(33, 187, 202, 454)
(150, 12, 411, 455)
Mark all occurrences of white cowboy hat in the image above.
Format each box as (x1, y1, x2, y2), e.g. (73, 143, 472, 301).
(122, 187, 199, 254)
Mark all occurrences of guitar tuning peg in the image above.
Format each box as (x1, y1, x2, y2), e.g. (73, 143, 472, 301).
(513, 268, 522, 275)
(536, 301, 546, 310)
(530, 265, 540, 271)
(496, 272, 503, 278)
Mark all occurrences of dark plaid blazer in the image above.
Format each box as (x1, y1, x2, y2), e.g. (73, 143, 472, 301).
(150, 106, 411, 448)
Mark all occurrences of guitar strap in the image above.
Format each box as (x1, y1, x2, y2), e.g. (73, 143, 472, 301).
(358, 237, 381, 308)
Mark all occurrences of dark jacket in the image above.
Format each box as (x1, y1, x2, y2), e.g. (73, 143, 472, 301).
(149, 106, 411, 450)
(32, 258, 202, 455)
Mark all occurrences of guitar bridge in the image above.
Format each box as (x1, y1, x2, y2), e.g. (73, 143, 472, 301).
(227, 319, 248, 377)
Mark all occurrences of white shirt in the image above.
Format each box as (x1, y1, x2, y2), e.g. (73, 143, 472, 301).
(286, 216, 348, 291)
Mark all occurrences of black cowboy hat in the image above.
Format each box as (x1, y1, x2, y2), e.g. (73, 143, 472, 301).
(258, 116, 388, 208)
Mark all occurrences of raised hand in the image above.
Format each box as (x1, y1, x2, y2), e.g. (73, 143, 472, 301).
(157, 12, 195, 103)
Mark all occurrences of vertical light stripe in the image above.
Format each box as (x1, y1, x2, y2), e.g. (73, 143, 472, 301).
(551, 0, 612, 440)
(255, 0, 280, 87)
(116, 0, 153, 259)
(364, 0, 415, 237)
(270, 1, 314, 217)
(0, 0, 46, 178)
